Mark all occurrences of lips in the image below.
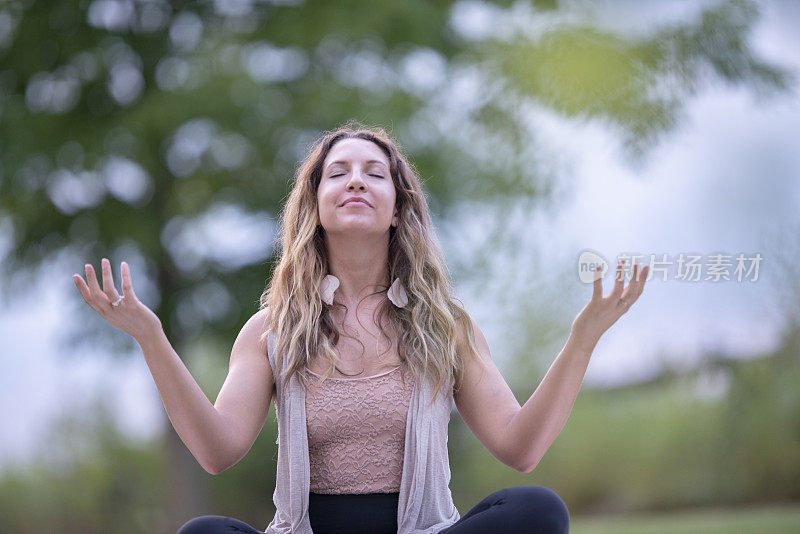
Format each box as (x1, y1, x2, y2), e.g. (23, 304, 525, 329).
(341, 198, 371, 207)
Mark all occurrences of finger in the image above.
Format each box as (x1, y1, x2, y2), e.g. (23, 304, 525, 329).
(620, 263, 639, 302)
(101, 257, 121, 300)
(635, 265, 649, 297)
(591, 265, 603, 300)
(84, 263, 105, 299)
(609, 260, 625, 299)
(73, 273, 103, 312)
(73, 273, 91, 301)
(633, 261, 647, 283)
(623, 263, 650, 307)
(120, 261, 137, 301)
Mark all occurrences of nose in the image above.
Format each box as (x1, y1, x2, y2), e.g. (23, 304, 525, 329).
(346, 170, 367, 191)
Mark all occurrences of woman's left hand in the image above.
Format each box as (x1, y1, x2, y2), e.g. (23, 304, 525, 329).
(570, 259, 649, 351)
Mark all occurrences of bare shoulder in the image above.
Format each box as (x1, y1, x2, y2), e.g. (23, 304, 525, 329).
(227, 306, 275, 404)
(236, 307, 270, 349)
(214, 307, 275, 465)
(453, 309, 493, 397)
(455, 309, 488, 360)
(230, 307, 272, 374)
(450, 308, 523, 470)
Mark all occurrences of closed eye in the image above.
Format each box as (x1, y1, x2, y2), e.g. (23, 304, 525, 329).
(329, 173, 385, 178)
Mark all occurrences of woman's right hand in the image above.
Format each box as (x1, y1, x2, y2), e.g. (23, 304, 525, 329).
(73, 258, 162, 344)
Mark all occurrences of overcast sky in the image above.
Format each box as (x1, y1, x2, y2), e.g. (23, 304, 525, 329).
(2, 0, 798, 472)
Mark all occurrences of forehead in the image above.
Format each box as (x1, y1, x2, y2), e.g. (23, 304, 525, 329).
(323, 138, 389, 168)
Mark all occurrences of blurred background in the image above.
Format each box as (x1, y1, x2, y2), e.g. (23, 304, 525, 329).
(1, 0, 799, 532)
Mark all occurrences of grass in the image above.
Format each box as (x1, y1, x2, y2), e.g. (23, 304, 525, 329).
(571, 504, 800, 534)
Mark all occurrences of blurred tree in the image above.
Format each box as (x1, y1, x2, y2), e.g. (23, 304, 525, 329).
(0, 400, 168, 534)
(0, 0, 791, 530)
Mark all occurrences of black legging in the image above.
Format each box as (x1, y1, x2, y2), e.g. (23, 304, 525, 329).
(176, 485, 569, 533)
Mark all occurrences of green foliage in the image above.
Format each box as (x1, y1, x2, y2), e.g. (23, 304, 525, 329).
(449, 344, 800, 517)
(0, 401, 168, 534)
(209, 413, 280, 529)
(481, 0, 793, 157)
(571, 504, 800, 534)
(1, 341, 797, 532)
(0, 0, 794, 529)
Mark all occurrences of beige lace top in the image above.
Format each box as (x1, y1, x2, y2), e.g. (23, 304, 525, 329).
(304, 364, 416, 494)
(265, 329, 460, 534)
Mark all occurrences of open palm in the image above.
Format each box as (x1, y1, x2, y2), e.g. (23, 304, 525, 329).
(72, 258, 161, 343)
(571, 259, 649, 349)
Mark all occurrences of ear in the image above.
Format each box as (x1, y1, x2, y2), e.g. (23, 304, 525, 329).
(391, 208, 399, 227)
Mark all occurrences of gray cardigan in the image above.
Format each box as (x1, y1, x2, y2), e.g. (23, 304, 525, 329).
(263, 330, 461, 533)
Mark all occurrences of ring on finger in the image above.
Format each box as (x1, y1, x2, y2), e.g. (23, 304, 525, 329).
(111, 296, 124, 307)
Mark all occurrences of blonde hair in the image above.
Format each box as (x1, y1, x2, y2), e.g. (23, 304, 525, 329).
(259, 120, 486, 407)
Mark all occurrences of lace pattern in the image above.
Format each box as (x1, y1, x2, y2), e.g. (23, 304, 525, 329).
(305, 365, 415, 494)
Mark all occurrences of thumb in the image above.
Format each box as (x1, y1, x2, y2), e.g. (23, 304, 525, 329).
(120, 261, 139, 301)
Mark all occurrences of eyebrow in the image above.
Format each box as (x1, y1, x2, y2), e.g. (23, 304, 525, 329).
(326, 159, 388, 170)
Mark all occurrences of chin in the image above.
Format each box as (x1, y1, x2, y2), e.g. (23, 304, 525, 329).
(325, 221, 390, 235)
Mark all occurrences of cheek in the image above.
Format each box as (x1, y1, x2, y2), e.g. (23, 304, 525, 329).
(316, 185, 339, 222)
(385, 187, 397, 213)
(317, 185, 332, 207)
(315, 189, 328, 219)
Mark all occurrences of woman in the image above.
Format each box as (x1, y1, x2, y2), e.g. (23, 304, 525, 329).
(73, 122, 648, 533)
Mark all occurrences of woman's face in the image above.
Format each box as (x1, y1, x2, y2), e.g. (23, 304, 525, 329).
(317, 138, 398, 236)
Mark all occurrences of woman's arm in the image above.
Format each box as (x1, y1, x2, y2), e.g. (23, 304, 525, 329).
(137, 327, 241, 474)
(211, 308, 275, 473)
(503, 336, 594, 472)
(137, 311, 273, 474)
(73, 259, 273, 475)
(455, 260, 648, 473)
(506, 260, 648, 472)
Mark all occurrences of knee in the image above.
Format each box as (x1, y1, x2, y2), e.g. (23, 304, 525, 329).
(508, 485, 569, 534)
(176, 515, 222, 534)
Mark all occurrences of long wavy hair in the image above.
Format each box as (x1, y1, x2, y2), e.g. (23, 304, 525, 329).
(258, 121, 486, 407)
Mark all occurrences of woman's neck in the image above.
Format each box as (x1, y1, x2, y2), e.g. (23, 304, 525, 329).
(324, 232, 390, 304)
